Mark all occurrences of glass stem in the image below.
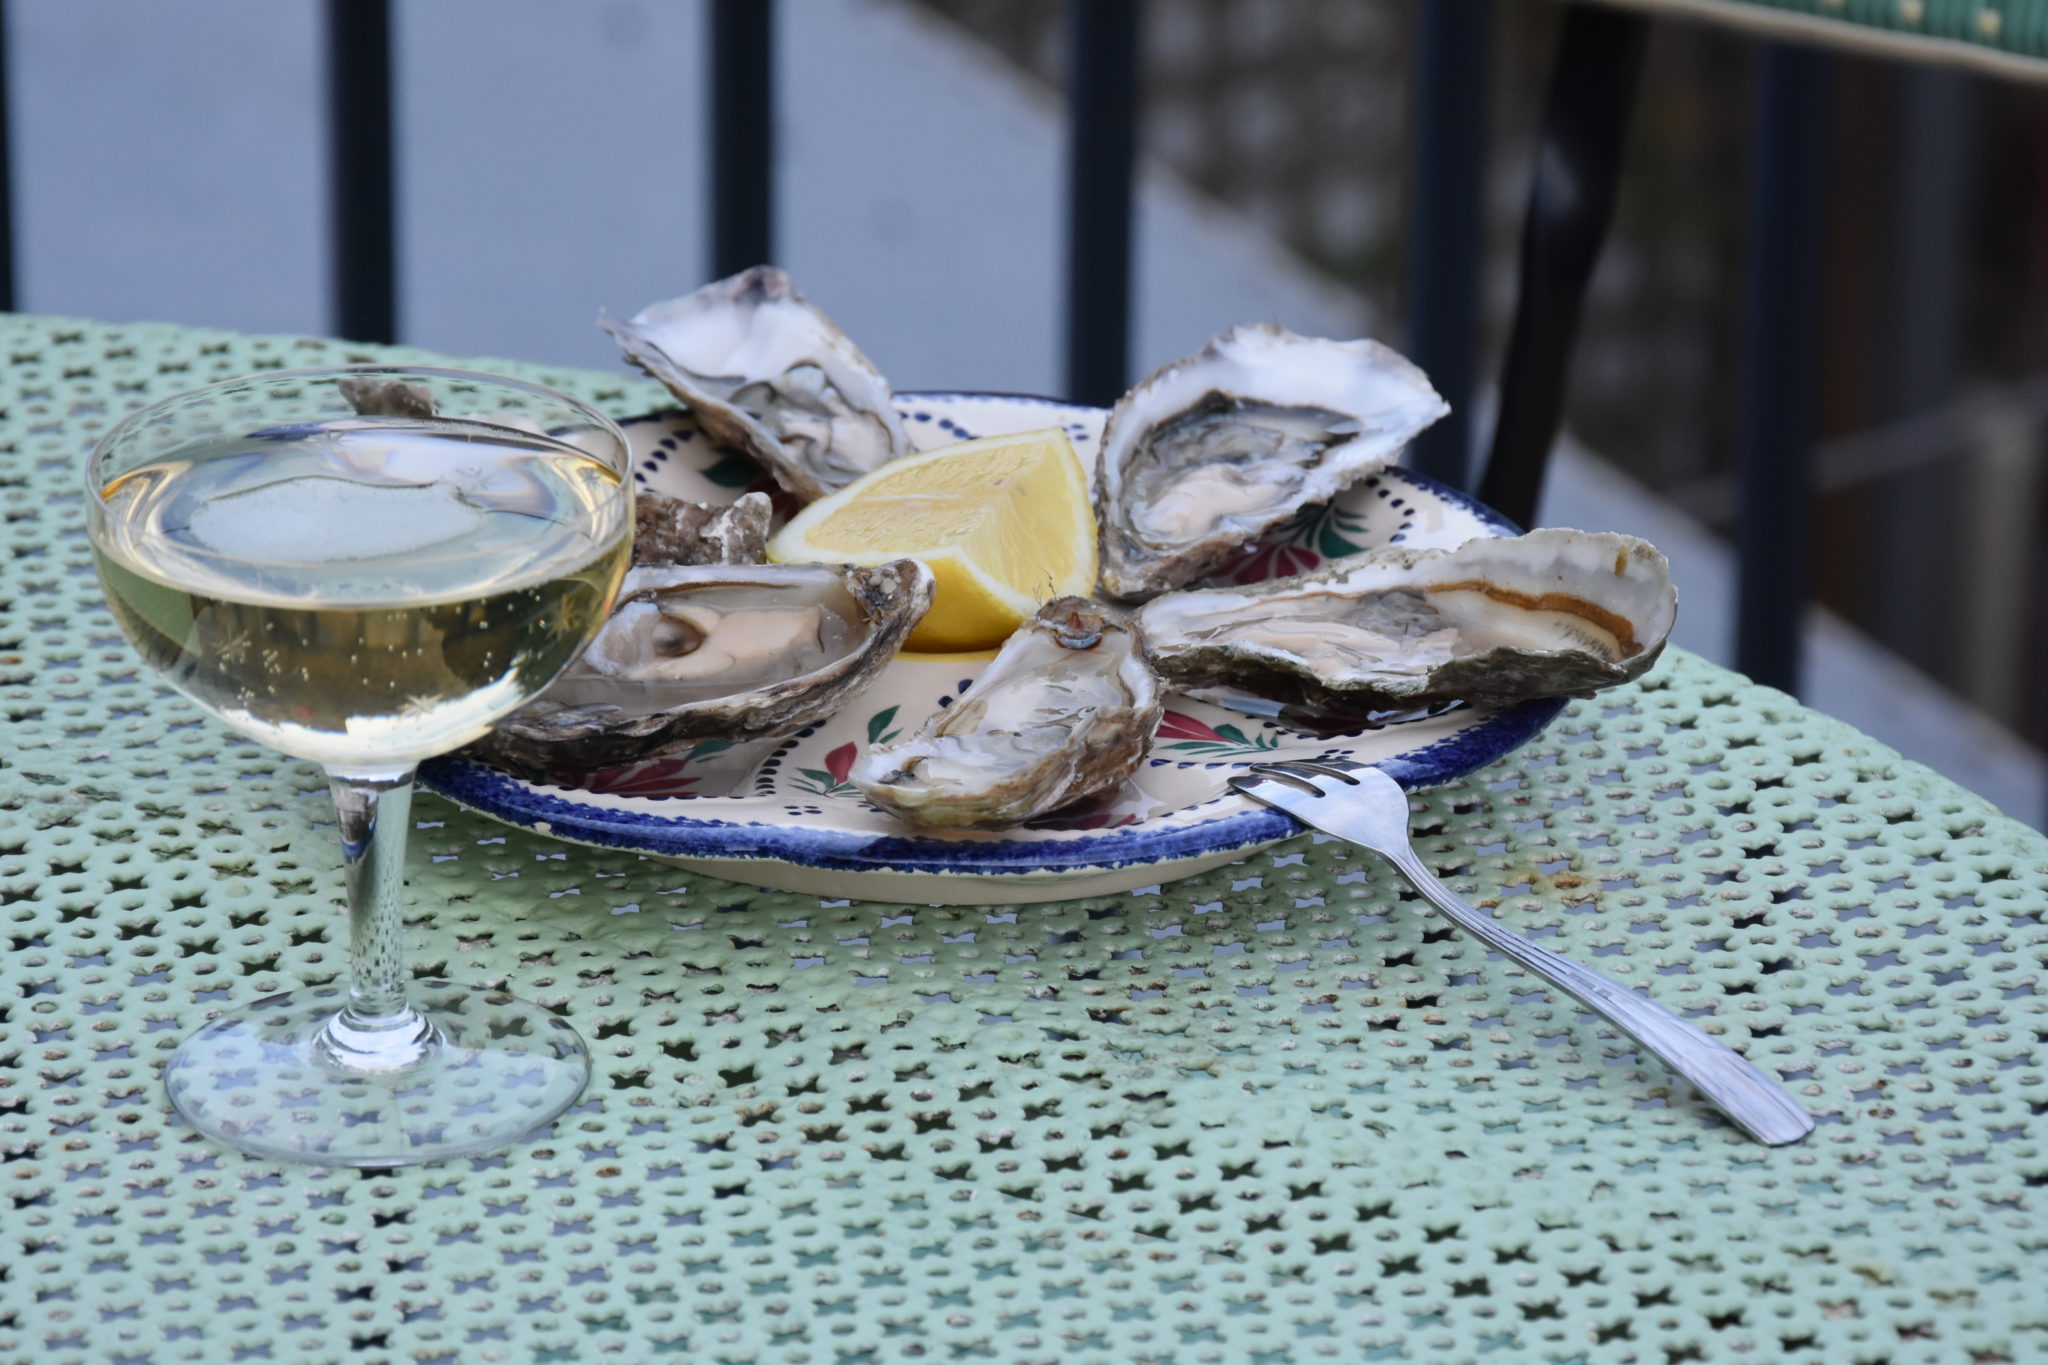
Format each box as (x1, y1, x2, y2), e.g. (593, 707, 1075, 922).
(322, 766, 434, 1071)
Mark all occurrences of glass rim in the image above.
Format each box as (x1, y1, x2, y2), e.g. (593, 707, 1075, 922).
(84, 361, 634, 497)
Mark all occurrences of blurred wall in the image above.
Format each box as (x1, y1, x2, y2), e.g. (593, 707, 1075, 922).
(10, 0, 1358, 394)
(14, 2, 328, 338)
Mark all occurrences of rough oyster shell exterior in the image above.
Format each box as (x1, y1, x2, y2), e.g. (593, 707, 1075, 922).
(633, 490, 772, 566)
(1137, 528, 1677, 710)
(336, 374, 437, 418)
(1096, 324, 1448, 601)
(853, 597, 1165, 829)
(478, 558, 933, 780)
(601, 267, 910, 503)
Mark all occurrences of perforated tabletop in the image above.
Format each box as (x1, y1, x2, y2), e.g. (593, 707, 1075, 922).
(2, 316, 2043, 1364)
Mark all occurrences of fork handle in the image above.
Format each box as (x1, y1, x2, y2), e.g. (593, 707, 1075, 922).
(1381, 846, 1815, 1146)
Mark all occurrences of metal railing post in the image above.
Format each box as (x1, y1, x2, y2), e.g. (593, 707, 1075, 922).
(709, 0, 775, 278)
(1478, 3, 1647, 530)
(1734, 43, 1833, 695)
(1063, 0, 1141, 408)
(1405, 0, 1493, 491)
(326, 0, 396, 345)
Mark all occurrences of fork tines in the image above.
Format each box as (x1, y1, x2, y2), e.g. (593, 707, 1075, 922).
(1240, 759, 1363, 789)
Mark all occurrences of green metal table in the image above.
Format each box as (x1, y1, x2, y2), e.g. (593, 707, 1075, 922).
(2, 316, 2042, 1364)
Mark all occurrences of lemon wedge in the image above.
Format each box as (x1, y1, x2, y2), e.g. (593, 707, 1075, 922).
(766, 428, 1098, 651)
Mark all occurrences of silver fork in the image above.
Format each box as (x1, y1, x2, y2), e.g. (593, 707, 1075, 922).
(1230, 759, 1815, 1146)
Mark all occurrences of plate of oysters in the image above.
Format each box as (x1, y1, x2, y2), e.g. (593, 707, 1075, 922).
(419, 267, 1678, 905)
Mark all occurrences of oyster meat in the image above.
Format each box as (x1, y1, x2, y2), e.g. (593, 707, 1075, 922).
(1137, 528, 1676, 711)
(601, 266, 910, 503)
(633, 490, 773, 566)
(853, 597, 1165, 829)
(1097, 324, 1448, 600)
(479, 559, 934, 779)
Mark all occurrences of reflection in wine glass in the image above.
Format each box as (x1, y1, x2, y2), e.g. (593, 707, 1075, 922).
(87, 366, 633, 1165)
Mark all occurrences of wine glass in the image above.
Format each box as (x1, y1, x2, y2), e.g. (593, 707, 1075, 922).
(86, 366, 633, 1165)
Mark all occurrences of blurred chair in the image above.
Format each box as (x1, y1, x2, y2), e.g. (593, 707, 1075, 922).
(1460, 0, 2048, 694)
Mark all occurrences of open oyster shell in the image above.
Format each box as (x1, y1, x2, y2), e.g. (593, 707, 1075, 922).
(601, 267, 910, 503)
(1097, 324, 1448, 601)
(478, 559, 934, 780)
(853, 597, 1165, 830)
(1137, 528, 1676, 711)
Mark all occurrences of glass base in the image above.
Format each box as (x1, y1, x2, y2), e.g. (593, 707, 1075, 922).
(164, 982, 590, 1166)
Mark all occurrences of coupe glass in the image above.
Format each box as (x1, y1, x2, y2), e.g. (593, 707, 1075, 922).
(87, 366, 633, 1165)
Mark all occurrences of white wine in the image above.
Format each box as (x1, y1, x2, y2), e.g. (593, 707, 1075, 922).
(97, 371, 627, 1171)
(92, 415, 631, 769)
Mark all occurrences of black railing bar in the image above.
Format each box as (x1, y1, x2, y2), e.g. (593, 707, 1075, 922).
(1476, 3, 1648, 530)
(326, 0, 397, 345)
(1733, 42, 1833, 694)
(709, 0, 775, 279)
(1063, 0, 1141, 408)
(1667, 371, 2048, 521)
(0, 0, 14, 314)
(1403, 0, 1494, 491)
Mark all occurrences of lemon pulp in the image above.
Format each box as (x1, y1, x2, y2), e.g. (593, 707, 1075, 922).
(766, 428, 1097, 651)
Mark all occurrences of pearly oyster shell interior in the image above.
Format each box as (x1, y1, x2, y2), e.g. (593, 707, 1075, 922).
(852, 597, 1165, 829)
(478, 559, 933, 780)
(1137, 528, 1677, 712)
(601, 266, 910, 503)
(1096, 323, 1448, 601)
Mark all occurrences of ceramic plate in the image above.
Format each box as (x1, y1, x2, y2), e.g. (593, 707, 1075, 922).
(419, 393, 1562, 904)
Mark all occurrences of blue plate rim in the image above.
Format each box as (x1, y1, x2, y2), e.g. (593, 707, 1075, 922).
(420, 694, 1566, 879)
(419, 699, 1564, 879)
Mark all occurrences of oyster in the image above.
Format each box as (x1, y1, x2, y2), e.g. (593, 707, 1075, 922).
(1137, 528, 1676, 711)
(337, 374, 437, 418)
(1097, 324, 1448, 600)
(479, 559, 934, 779)
(601, 267, 910, 503)
(633, 490, 772, 566)
(853, 597, 1165, 829)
